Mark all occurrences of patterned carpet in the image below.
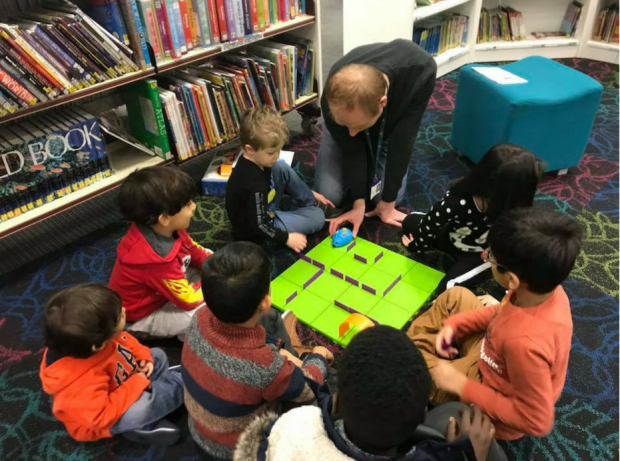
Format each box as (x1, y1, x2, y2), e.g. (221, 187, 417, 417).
(0, 59, 617, 461)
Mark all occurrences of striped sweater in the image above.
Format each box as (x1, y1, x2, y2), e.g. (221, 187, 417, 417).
(182, 307, 328, 460)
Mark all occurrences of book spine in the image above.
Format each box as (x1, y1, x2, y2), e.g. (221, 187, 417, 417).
(154, 0, 174, 59)
(150, 85, 172, 157)
(107, 0, 132, 45)
(137, 0, 164, 62)
(241, 0, 253, 35)
(164, 0, 183, 57)
(0, 66, 37, 105)
(223, 0, 237, 40)
(232, 0, 245, 38)
(129, 0, 153, 67)
(33, 26, 93, 84)
(215, 0, 229, 42)
(256, 0, 265, 30)
(289, 0, 296, 19)
(119, 0, 146, 68)
(172, 0, 188, 53)
(69, 19, 122, 74)
(46, 25, 105, 83)
(249, 0, 259, 32)
(207, 0, 222, 43)
(263, 0, 271, 28)
(178, 0, 194, 50)
(0, 59, 47, 103)
(195, 0, 213, 46)
(0, 39, 58, 96)
(278, 0, 287, 21)
(187, 0, 202, 47)
(21, 31, 81, 89)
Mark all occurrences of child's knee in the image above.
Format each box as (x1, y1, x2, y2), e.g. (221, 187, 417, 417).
(309, 207, 326, 233)
(150, 348, 169, 368)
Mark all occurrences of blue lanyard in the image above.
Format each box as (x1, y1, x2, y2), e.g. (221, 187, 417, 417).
(365, 111, 387, 178)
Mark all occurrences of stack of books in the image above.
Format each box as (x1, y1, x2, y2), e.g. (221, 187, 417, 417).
(477, 7, 526, 43)
(592, 4, 619, 43)
(0, 1, 140, 118)
(0, 107, 112, 223)
(101, 37, 315, 162)
(559, 1, 583, 37)
(413, 14, 469, 56)
(88, 0, 311, 65)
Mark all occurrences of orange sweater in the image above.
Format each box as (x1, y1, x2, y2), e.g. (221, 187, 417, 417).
(40, 332, 153, 441)
(444, 287, 572, 440)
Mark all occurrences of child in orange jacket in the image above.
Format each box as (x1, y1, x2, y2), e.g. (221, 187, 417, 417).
(39, 284, 184, 445)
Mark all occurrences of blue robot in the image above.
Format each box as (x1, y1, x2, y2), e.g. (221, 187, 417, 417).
(332, 228, 353, 248)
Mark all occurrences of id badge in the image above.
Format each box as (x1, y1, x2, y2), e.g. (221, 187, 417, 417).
(370, 178, 382, 200)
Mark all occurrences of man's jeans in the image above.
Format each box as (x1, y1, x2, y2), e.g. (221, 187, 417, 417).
(269, 161, 325, 234)
(110, 348, 184, 434)
(314, 127, 408, 208)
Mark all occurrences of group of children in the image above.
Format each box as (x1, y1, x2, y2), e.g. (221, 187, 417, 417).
(39, 104, 583, 461)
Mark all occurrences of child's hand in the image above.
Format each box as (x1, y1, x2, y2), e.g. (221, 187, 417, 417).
(477, 294, 500, 307)
(431, 360, 468, 396)
(401, 233, 414, 247)
(286, 233, 307, 253)
(279, 349, 303, 367)
(435, 326, 458, 358)
(311, 346, 334, 364)
(137, 360, 154, 378)
(446, 407, 495, 461)
(312, 191, 335, 209)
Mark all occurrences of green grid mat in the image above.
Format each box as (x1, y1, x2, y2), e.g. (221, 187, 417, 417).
(271, 236, 444, 346)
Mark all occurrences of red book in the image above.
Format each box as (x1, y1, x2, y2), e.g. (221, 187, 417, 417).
(160, 0, 179, 58)
(0, 67, 37, 105)
(249, 0, 259, 32)
(278, 0, 287, 21)
(207, 0, 221, 43)
(215, 0, 229, 42)
(178, 0, 194, 50)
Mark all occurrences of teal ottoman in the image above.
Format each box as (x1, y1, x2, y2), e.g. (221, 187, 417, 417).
(451, 57, 603, 172)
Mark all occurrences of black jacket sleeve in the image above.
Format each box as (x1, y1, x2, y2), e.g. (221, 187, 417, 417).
(246, 180, 288, 245)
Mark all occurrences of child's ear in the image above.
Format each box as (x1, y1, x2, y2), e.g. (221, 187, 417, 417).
(244, 144, 255, 155)
(258, 293, 272, 314)
(380, 95, 388, 108)
(158, 214, 171, 227)
(507, 272, 521, 291)
(92, 341, 107, 352)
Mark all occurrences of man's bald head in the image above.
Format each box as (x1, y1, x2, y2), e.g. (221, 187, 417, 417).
(326, 64, 388, 117)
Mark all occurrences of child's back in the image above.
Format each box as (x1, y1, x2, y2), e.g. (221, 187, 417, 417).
(182, 242, 330, 459)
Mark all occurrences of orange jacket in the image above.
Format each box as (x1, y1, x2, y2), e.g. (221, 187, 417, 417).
(40, 332, 153, 441)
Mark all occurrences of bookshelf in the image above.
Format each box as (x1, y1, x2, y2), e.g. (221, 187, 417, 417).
(343, 0, 618, 75)
(0, 0, 324, 240)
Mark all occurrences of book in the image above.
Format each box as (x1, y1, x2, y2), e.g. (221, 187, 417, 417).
(88, 0, 131, 46)
(153, 0, 173, 59)
(560, 1, 582, 37)
(136, 0, 164, 63)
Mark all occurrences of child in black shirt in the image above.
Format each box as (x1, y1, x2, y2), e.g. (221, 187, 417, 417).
(226, 106, 331, 252)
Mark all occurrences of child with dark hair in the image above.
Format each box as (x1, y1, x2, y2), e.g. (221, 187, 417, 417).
(40, 284, 184, 445)
(109, 166, 213, 339)
(402, 143, 542, 293)
(226, 105, 331, 253)
(234, 326, 507, 461)
(409, 208, 582, 440)
(182, 241, 333, 460)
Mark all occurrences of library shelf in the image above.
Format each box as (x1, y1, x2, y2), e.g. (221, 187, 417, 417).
(0, 69, 156, 125)
(0, 141, 171, 239)
(157, 15, 315, 73)
(177, 93, 319, 166)
(414, 0, 473, 21)
(475, 37, 579, 51)
(588, 40, 619, 51)
(435, 45, 470, 66)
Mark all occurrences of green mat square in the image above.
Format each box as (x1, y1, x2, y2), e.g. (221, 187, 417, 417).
(306, 244, 345, 269)
(336, 286, 380, 314)
(280, 260, 322, 287)
(358, 267, 399, 297)
(373, 250, 418, 277)
(330, 255, 370, 282)
(286, 290, 331, 324)
(310, 305, 350, 342)
(306, 273, 351, 303)
(384, 281, 430, 314)
(271, 277, 301, 310)
(350, 239, 384, 265)
(403, 264, 445, 293)
(339, 327, 359, 346)
(367, 299, 413, 329)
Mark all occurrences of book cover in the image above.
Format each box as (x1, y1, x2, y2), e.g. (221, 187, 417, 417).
(193, 0, 213, 46)
(89, 0, 131, 46)
(232, 0, 245, 39)
(215, 0, 229, 42)
(249, 0, 259, 32)
(223, 0, 238, 40)
(178, 0, 194, 50)
(163, 0, 183, 57)
(125, 79, 172, 159)
(241, 0, 254, 35)
(118, 0, 146, 68)
(136, 0, 164, 62)
(207, 0, 221, 43)
(171, 0, 188, 53)
(153, 0, 174, 59)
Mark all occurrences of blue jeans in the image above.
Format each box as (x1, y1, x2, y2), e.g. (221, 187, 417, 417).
(270, 161, 325, 235)
(110, 348, 184, 434)
(315, 127, 408, 207)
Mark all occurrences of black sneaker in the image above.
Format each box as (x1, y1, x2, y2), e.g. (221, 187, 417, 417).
(122, 419, 181, 446)
(315, 200, 345, 221)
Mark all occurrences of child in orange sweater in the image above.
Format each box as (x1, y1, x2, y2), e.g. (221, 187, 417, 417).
(408, 208, 582, 440)
(39, 284, 184, 445)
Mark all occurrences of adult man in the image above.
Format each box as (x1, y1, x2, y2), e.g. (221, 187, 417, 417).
(316, 39, 437, 236)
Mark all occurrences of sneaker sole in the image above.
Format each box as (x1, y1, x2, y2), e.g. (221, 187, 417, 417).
(122, 428, 180, 446)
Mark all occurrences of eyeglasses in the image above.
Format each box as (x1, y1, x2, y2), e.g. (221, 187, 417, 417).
(481, 247, 511, 272)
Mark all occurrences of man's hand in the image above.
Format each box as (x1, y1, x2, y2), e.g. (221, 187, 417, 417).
(312, 190, 335, 209)
(279, 349, 303, 367)
(436, 325, 458, 358)
(446, 406, 495, 461)
(365, 200, 406, 228)
(311, 346, 334, 364)
(137, 360, 154, 378)
(286, 233, 307, 253)
(431, 360, 468, 396)
(329, 199, 365, 237)
(477, 294, 500, 307)
(402, 233, 414, 248)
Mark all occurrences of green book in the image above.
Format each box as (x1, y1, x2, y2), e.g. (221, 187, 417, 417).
(125, 79, 172, 160)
